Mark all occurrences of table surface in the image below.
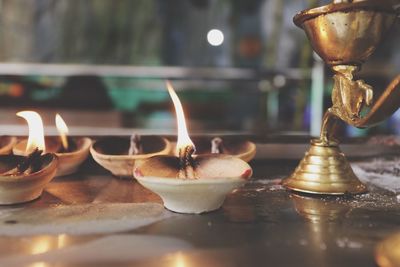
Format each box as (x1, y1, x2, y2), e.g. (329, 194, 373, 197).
(0, 145, 399, 267)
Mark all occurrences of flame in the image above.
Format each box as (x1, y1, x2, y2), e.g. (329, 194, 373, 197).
(166, 81, 195, 154)
(57, 234, 68, 248)
(172, 252, 187, 267)
(30, 236, 52, 255)
(17, 111, 45, 153)
(55, 113, 69, 150)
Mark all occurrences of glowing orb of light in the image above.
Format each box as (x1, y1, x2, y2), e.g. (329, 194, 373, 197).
(207, 29, 224, 46)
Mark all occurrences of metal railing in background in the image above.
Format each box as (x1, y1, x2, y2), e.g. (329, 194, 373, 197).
(0, 63, 309, 81)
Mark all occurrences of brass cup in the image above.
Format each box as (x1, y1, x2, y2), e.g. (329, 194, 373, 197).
(294, 1, 397, 66)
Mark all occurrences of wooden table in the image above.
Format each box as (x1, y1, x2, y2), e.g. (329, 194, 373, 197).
(0, 139, 399, 267)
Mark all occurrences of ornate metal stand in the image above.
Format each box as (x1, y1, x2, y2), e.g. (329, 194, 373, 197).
(282, 0, 400, 195)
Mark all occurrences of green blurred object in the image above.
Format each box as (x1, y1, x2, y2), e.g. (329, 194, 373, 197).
(104, 77, 234, 112)
(103, 78, 168, 111)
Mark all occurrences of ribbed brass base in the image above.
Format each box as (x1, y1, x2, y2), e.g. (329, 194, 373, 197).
(282, 139, 367, 195)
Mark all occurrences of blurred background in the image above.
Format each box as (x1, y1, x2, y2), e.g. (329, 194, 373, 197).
(0, 0, 399, 137)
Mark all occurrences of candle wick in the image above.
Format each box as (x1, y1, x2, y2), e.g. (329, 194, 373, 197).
(128, 134, 143, 155)
(211, 137, 223, 154)
(20, 148, 43, 174)
(178, 145, 197, 179)
(3, 148, 43, 176)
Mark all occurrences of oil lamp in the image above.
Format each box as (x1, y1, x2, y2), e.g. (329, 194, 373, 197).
(189, 136, 256, 162)
(282, 0, 400, 195)
(134, 81, 252, 214)
(90, 135, 171, 177)
(0, 111, 58, 204)
(0, 136, 17, 155)
(13, 113, 91, 176)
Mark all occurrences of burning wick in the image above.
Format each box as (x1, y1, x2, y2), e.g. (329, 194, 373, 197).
(128, 134, 143, 155)
(3, 148, 43, 176)
(55, 114, 69, 151)
(166, 80, 197, 179)
(17, 111, 45, 153)
(211, 137, 223, 154)
(178, 145, 196, 179)
(7, 111, 47, 175)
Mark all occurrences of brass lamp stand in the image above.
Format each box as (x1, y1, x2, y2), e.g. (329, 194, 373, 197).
(282, 0, 400, 195)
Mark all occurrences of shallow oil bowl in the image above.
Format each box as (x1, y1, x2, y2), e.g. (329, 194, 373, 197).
(294, 1, 397, 66)
(90, 136, 171, 177)
(191, 137, 256, 162)
(136, 176, 247, 214)
(134, 154, 252, 214)
(0, 154, 58, 204)
(0, 136, 17, 155)
(13, 137, 92, 176)
(55, 137, 91, 176)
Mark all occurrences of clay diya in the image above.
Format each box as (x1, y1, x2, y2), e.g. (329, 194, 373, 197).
(191, 136, 256, 162)
(134, 81, 252, 214)
(0, 136, 17, 155)
(90, 135, 171, 177)
(0, 111, 58, 204)
(13, 113, 91, 176)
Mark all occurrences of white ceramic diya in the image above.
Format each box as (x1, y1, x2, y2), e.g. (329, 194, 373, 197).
(13, 113, 91, 176)
(134, 154, 251, 214)
(90, 135, 171, 177)
(0, 136, 17, 155)
(134, 81, 252, 214)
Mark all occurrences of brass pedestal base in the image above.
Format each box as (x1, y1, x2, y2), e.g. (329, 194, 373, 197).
(282, 139, 367, 195)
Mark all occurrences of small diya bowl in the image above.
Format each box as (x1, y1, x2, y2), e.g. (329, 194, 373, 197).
(0, 136, 17, 155)
(191, 136, 256, 162)
(134, 154, 252, 214)
(13, 137, 91, 176)
(0, 153, 58, 204)
(90, 136, 171, 177)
